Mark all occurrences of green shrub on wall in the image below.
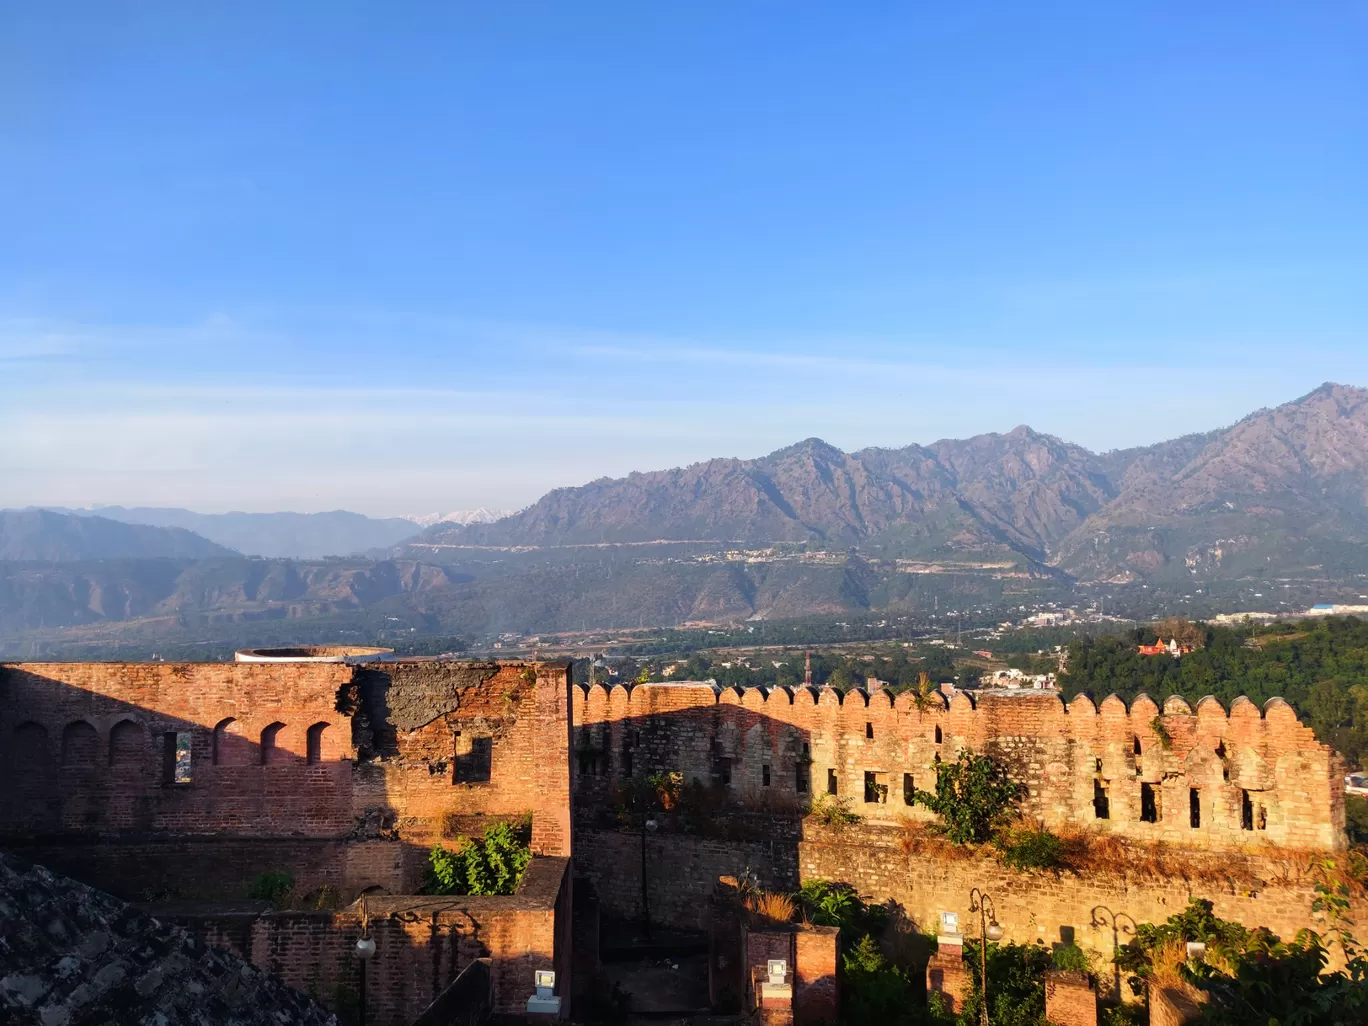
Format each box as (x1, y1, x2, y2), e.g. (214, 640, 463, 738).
(911, 749, 1022, 845)
(246, 869, 295, 905)
(1115, 894, 1368, 1023)
(995, 827, 1067, 871)
(425, 821, 532, 896)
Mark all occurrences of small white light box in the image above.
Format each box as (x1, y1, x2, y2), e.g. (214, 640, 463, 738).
(527, 969, 560, 1015)
(767, 959, 787, 985)
(940, 912, 960, 936)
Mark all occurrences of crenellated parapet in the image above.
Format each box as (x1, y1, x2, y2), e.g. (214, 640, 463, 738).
(572, 682, 1346, 852)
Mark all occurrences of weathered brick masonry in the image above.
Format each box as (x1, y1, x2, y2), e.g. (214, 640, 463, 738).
(573, 682, 1345, 850)
(0, 660, 573, 892)
(571, 681, 1354, 978)
(0, 658, 575, 1024)
(159, 858, 571, 1021)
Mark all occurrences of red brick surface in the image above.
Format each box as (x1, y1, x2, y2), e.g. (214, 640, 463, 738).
(926, 946, 970, 1014)
(0, 660, 573, 896)
(1044, 970, 1097, 1026)
(0, 659, 576, 1025)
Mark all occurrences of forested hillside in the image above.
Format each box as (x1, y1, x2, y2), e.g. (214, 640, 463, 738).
(1060, 616, 1368, 767)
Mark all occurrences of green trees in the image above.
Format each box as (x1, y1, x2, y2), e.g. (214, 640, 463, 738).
(841, 935, 919, 1025)
(911, 749, 1023, 845)
(957, 940, 1053, 1026)
(1060, 617, 1368, 766)
(1115, 896, 1368, 1024)
(425, 821, 532, 896)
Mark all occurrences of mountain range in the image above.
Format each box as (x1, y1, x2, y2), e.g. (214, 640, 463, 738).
(0, 510, 237, 561)
(29, 506, 423, 559)
(3, 383, 1367, 650)
(411, 383, 1368, 585)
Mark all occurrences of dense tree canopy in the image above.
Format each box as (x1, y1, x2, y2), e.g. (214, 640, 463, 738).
(1060, 617, 1368, 767)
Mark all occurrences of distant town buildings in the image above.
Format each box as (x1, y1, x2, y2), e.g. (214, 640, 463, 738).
(980, 667, 1057, 690)
(1211, 603, 1368, 624)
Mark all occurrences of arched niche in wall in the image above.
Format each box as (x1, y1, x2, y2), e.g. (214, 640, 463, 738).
(213, 717, 252, 767)
(108, 719, 146, 767)
(306, 722, 330, 764)
(61, 721, 101, 767)
(260, 722, 286, 766)
(12, 721, 51, 769)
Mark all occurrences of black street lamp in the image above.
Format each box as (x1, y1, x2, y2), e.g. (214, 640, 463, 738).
(1090, 904, 1136, 1001)
(640, 809, 658, 941)
(968, 888, 1003, 1026)
(355, 892, 376, 1026)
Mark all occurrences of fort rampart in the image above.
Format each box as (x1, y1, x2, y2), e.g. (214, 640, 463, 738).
(568, 680, 1357, 984)
(0, 661, 1356, 1018)
(571, 682, 1346, 850)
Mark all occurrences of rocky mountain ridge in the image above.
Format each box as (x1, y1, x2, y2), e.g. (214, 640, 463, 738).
(413, 383, 1368, 583)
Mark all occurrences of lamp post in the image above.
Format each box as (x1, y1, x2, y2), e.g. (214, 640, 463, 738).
(355, 892, 376, 1026)
(641, 809, 658, 941)
(1090, 905, 1136, 1001)
(968, 888, 1003, 1026)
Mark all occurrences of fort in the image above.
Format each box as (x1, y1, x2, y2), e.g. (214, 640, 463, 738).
(0, 657, 1358, 1024)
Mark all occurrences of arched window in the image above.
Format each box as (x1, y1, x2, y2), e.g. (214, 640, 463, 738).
(934, 725, 943, 744)
(306, 722, 329, 765)
(13, 722, 50, 767)
(260, 722, 285, 766)
(61, 722, 101, 766)
(109, 720, 145, 766)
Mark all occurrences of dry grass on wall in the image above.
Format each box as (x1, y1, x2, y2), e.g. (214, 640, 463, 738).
(886, 817, 1368, 897)
(744, 889, 797, 927)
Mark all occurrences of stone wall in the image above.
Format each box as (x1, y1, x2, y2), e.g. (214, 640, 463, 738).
(572, 682, 1346, 852)
(577, 820, 1367, 987)
(0, 659, 573, 897)
(153, 856, 570, 1026)
(576, 827, 799, 931)
(795, 821, 1368, 965)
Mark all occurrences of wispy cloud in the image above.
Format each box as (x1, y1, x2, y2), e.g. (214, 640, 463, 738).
(2, 307, 1364, 515)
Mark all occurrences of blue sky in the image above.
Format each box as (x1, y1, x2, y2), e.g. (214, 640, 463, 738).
(2, 2, 1366, 515)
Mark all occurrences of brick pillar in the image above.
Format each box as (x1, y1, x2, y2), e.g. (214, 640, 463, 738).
(926, 938, 970, 1015)
(530, 662, 573, 857)
(1151, 985, 1207, 1026)
(794, 925, 839, 1026)
(1044, 970, 1097, 1026)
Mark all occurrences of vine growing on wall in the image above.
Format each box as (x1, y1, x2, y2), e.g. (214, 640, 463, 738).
(1150, 715, 1173, 750)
